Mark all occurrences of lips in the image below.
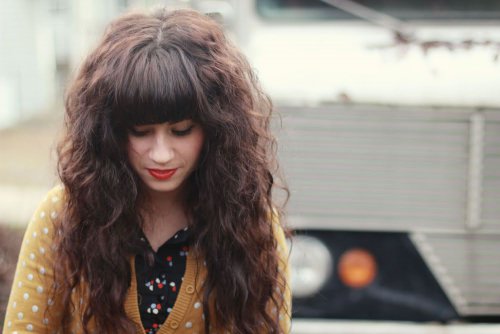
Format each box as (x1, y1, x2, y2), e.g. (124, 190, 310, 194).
(147, 168, 177, 180)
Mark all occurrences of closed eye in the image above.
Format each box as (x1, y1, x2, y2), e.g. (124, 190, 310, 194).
(172, 125, 194, 136)
(129, 127, 151, 137)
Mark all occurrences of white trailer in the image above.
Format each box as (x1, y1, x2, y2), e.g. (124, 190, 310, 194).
(192, 0, 500, 325)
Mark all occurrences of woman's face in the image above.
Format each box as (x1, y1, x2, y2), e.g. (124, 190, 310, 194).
(127, 119, 205, 197)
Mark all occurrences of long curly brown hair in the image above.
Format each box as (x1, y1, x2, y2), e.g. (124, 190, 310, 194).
(54, 7, 289, 334)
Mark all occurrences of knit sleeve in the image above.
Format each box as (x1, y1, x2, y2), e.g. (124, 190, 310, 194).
(3, 186, 65, 334)
(272, 213, 292, 334)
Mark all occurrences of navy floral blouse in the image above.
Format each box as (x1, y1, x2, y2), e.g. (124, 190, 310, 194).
(135, 227, 191, 334)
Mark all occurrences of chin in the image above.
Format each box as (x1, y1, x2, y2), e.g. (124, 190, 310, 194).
(148, 184, 178, 193)
(143, 179, 184, 194)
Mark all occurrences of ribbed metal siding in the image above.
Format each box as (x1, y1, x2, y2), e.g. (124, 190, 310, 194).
(276, 106, 500, 316)
(277, 106, 470, 232)
(482, 111, 500, 231)
(412, 232, 500, 315)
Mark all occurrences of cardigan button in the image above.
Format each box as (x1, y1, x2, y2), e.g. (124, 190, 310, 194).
(170, 320, 179, 329)
(186, 285, 195, 294)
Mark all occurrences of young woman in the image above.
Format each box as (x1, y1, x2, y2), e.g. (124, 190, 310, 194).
(4, 8, 290, 334)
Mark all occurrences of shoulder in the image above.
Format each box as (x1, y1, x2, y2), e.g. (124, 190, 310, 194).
(269, 209, 292, 332)
(35, 185, 65, 220)
(23, 183, 65, 240)
(41, 184, 66, 212)
(270, 209, 288, 240)
(22, 185, 66, 248)
(270, 209, 290, 259)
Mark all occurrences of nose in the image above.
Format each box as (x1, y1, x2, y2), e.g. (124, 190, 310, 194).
(149, 133, 174, 165)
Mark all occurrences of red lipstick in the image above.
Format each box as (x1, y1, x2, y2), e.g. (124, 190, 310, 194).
(148, 168, 177, 180)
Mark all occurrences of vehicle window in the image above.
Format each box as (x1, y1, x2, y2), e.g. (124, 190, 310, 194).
(256, 0, 500, 20)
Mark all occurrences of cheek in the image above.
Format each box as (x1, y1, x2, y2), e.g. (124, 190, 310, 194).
(126, 139, 144, 165)
(192, 132, 205, 160)
(127, 137, 146, 155)
(126, 146, 137, 168)
(181, 132, 205, 165)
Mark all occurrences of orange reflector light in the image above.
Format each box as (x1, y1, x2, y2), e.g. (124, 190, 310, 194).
(338, 248, 377, 288)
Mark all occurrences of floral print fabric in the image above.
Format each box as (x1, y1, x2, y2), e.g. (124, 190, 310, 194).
(135, 227, 190, 334)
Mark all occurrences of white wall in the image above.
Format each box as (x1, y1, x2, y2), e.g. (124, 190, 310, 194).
(0, 0, 193, 129)
(0, 0, 55, 128)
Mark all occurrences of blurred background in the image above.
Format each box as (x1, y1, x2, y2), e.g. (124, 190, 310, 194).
(1, 0, 500, 333)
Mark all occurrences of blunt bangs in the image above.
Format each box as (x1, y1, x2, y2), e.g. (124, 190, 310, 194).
(110, 45, 202, 128)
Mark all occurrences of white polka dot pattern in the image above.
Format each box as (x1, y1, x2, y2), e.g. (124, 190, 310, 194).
(3, 186, 64, 333)
(3, 186, 292, 334)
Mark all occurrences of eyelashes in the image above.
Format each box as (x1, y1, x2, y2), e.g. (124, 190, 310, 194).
(171, 125, 194, 137)
(128, 125, 195, 137)
(128, 128, 150, 137)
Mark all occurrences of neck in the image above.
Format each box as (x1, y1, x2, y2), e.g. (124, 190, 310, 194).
(139, 185, 190, 251)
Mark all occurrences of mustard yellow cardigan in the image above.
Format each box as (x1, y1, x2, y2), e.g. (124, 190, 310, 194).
(3, 186, 291, 333)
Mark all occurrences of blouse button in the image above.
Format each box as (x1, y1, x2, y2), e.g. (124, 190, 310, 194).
(186, 285, 195, 294)
(170, 320, 179, 329)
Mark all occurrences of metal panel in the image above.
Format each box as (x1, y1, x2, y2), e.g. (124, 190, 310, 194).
(277, 106, 470, 232)
(276, 106, 500, 316)
(482, 115, 500, 230)
(412, 232, 500, 316)
(291, 319, 500, 334)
